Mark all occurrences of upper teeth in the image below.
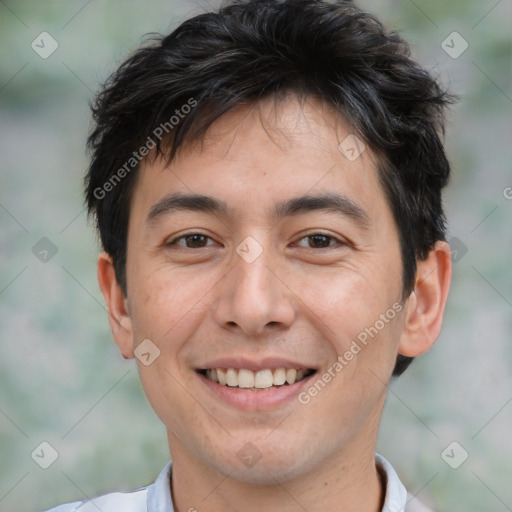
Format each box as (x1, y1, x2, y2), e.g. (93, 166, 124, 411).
(205, 368, 309, 389)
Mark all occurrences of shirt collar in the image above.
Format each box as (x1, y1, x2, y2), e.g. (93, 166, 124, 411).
(147, 460, 174, 512)
(375, 453, 408, 511)
(147, 453, 407, 512)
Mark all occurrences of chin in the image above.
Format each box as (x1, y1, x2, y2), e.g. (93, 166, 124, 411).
(225, 461, 304, 486)
(208, 442, 321, 485)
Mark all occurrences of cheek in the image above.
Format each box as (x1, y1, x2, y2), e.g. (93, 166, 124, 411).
(299, 264, 405, 400)
(137, 363, 209, 446)
(303, 265, 400, 340)
(129, 268, 209, 345)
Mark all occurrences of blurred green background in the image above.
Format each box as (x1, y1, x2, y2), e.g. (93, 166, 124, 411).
(1, 1, 511, 511)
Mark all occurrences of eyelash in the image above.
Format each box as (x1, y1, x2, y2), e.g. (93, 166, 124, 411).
(166, 232, 346, 250)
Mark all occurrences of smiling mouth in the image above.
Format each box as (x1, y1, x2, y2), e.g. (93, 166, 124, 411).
(198, 367, 316, 391)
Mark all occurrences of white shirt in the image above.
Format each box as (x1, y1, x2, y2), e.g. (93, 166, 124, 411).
(44, 454, 433, 512)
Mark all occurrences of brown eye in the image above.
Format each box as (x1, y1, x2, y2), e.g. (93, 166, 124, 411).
(168, 234, 215, 248)
(295, 234, 343, 249)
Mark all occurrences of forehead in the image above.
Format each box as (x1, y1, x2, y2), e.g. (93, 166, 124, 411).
(131, 94, 387, 224)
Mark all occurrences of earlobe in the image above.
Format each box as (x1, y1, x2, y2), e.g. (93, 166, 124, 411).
(398, 240, 452, 357)
(97, 252, 135, 359)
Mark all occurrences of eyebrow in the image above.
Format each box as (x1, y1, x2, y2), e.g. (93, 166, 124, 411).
(147, 192, 370, 228)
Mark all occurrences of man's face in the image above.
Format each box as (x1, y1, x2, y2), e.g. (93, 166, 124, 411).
(123, 95, 408, 483)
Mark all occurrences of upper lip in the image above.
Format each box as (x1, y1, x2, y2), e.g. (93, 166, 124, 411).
(197, 357, 317, 372)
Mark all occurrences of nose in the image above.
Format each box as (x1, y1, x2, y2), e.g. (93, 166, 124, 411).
(211, 240, 297, 336)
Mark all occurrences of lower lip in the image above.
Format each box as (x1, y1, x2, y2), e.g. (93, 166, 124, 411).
(197, 372, 316, 411)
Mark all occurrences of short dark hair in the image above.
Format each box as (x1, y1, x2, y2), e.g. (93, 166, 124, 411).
(85, 0, 455, 376)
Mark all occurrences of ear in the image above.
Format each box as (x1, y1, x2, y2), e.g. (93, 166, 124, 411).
(398, 240, 452, 357)
(97, 252, 134, 359)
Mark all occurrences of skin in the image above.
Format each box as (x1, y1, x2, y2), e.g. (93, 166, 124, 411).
(98, 94, 452, 512)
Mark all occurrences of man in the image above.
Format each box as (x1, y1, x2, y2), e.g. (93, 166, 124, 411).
(46, 0, 453, 510)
